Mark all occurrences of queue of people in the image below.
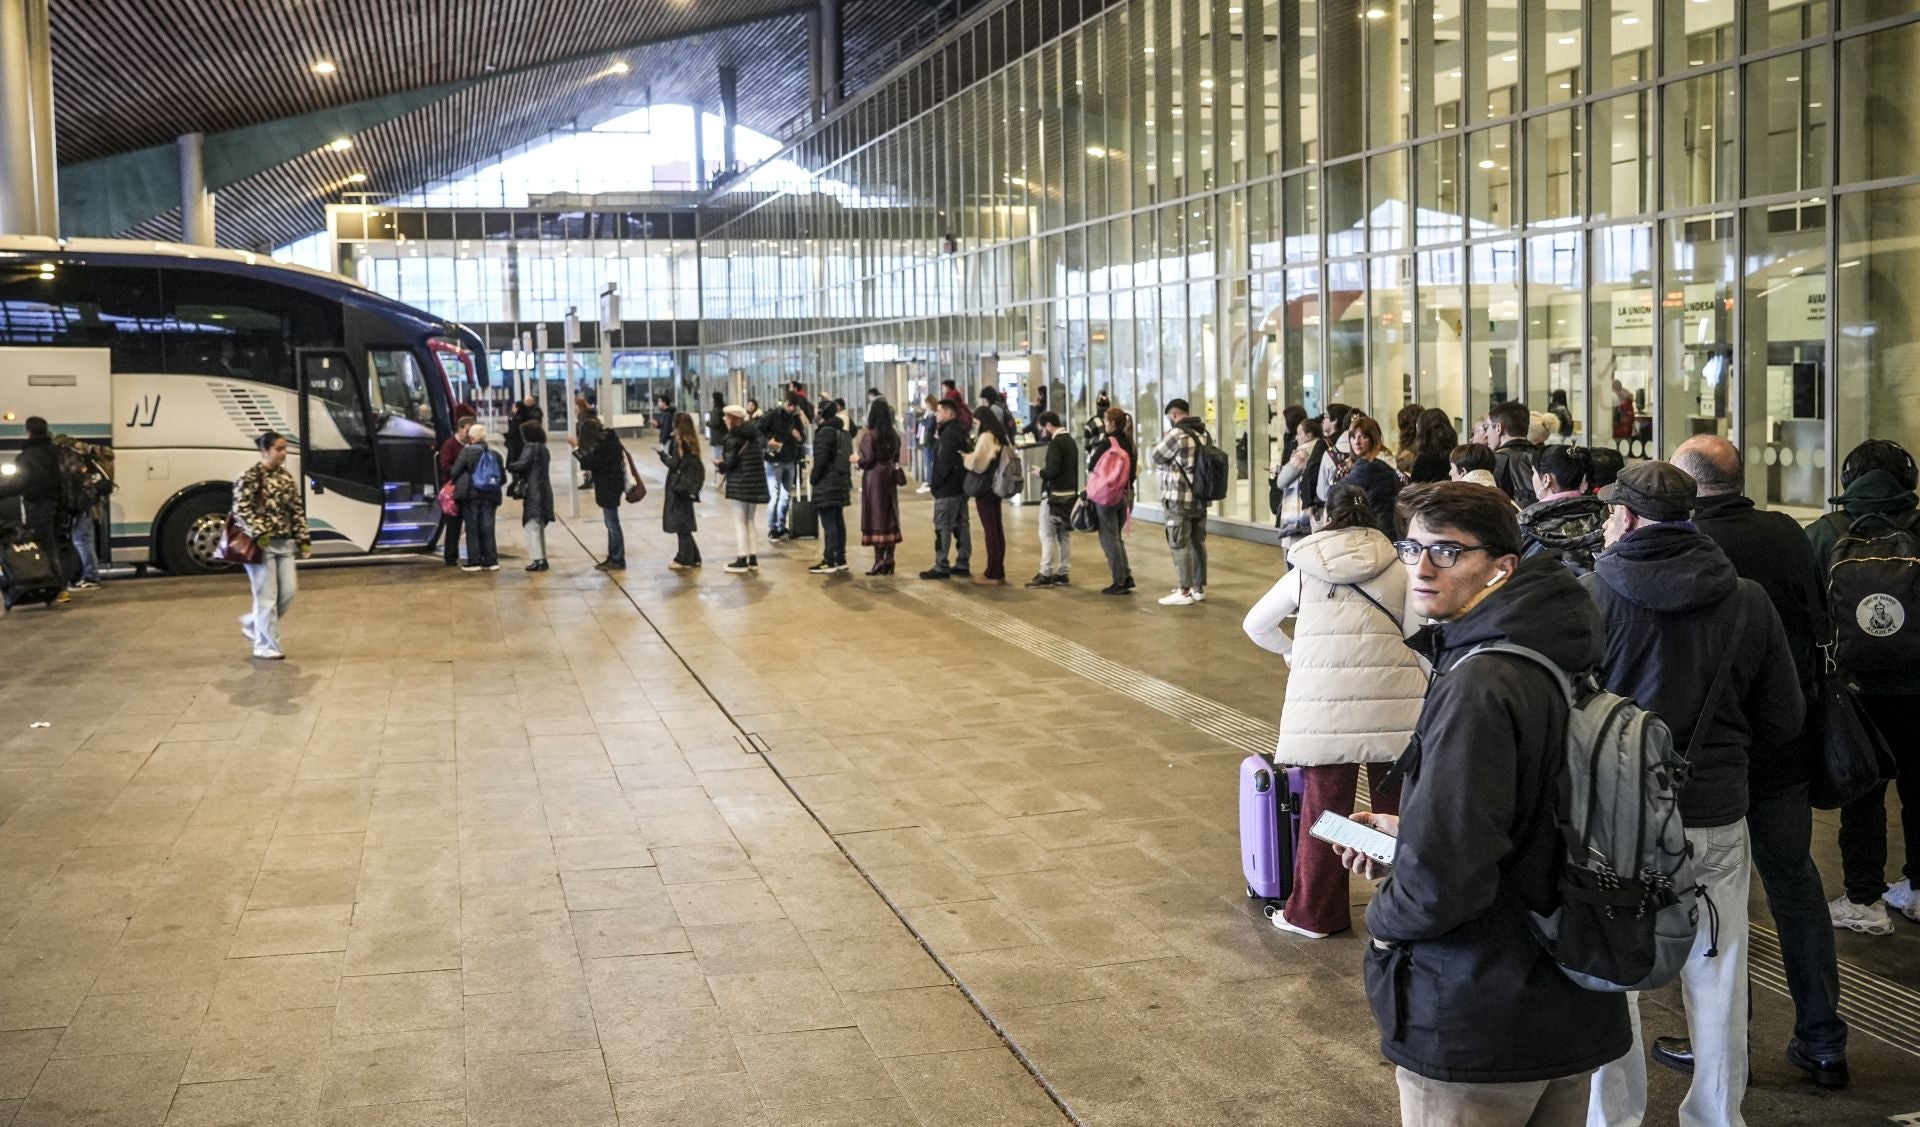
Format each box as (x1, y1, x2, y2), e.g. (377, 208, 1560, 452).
(1244, 426, 1920, 1126)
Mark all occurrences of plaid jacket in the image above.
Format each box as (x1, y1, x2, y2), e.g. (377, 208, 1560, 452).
(1151, 421, 1207, 509)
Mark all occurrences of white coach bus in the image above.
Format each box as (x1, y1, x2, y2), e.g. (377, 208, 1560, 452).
(0, 237, 489, 573)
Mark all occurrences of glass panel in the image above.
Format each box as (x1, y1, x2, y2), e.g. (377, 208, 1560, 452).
(1468, 123, 1518, 231)
(1323, 0, 1365, 159)
(1469, 0, 1522, 122)
(1284, 172, 1322, 263)
(1371, 256, 1415, 420)
(1661, 213, 1736, 455)
(1840, 0, 1911, 28)
(1328, 260, 1369, 407)
(1417, 247, 1469, 428)
(1528, 0, 1584, 107)
(1592, 92, 1650, 221)
(1421, 0, 1465, 136)
(1416, 136, 1464, 245)
(1742, 203, 1828, 514)
(1370, 150, 1411, 253)
(1326, 159, 1368, 257)
(1251, 0, 1281, 178)
(1592, 224, 1655, 460)
(1840, 24, 1919, 187)
(1748, 0, 1827, 49)
(1221, 275, 1254, 520)
(1746, 51, 1829, 198)
(1666, 0, 1736, 72)
(1285, 266, 1327, 415)
(1663, 70, 1737, 210)
(1367, 0, 1414, 148)
(1592, 0, 1652, 91)
(1283, 0, 1322, 166)
(1837, 185, 1920, 482)
(1527, 233, 1584, 441)
(1525, 107, 1582, 228)
(367, 349, 433, 432)
(1469, 239, 1522, 416)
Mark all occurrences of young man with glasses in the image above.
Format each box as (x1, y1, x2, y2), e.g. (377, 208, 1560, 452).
(1336, 481, 1630, 1127)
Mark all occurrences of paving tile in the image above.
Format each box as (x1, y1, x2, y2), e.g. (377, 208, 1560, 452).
(652, 843, 758, 886)
(840, 986, 1002, 1057)
(89, 930, 233, 997)
(832, 829, 949, 870)
(800, 932, 947, 995)
(321, 1028, 464, 1108)
(462, 987, 598, 1054)
(941, 833, 1061, 878)
(608, 1073, 766, 1127)
(15, 1049, 187, 1127)
(685, 920, 819, 976)
(54, 990, 209, 1059)
(552, 834, 654, 872)
(897, 900, 1038, 955)
(247, 868, 359, 911)
(163, 1075, 324, 1127)
(733, 1028, 897, 1109)
(598, 1006, 743, 1085)
(560, 866, 667, 910)
(464, 1048, 615, 1127)
(571, 906, 690, 960)
(761, 1099, 917, 1127)
(943, 947, 1107, 1011)
(460, 938, 584, 996)
(706, 970, 853, 1036)
(206, 953, 343, 1016)
(229, 907, 352, 958)
(860, 861, 992, 908)
(179, 1006, 334, 1084)
(334, 971, 464, 1038)
(316, 1098, 463, 1127)
(664, 879, 786, 928)
(883, 1048, 1069, 1126)
(0, 1030, 60, 1101)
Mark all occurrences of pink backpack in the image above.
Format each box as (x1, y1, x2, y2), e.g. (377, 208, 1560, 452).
(1086, 444, 1132, 507)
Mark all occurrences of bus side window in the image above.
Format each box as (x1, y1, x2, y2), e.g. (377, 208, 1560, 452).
(158, 269, 342, 389)
(0, 262, 166, 371)
(367, 349, 434, 435)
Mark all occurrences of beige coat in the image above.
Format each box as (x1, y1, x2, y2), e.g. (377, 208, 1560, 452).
(1242, 526, 1429, 766)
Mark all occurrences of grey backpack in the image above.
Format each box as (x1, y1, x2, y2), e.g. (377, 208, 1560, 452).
(1462, 598, 1745, 993)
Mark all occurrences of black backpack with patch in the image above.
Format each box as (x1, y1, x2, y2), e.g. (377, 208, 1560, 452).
(1825, 508, 1920, 694)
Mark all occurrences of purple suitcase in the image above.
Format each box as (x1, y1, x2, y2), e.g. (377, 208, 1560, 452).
(1239, 754, 1304, 904)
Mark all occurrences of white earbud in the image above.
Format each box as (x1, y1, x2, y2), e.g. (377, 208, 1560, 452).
(1485, 569, 1509, 587)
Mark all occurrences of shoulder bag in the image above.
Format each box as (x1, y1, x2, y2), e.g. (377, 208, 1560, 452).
(621, 447, 648, 504)
(215, 477, 265, 565)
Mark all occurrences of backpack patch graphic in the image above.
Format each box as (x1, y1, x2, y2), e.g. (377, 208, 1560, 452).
(1858, 593, 1905, 638)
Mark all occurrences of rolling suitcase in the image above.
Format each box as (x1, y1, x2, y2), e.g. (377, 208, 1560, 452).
(2, 534, 65, 610)
(1239, 753, 1304, 908)
(786, 461, 819, 539)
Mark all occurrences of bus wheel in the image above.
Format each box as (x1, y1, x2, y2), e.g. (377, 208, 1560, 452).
(160, 493, 233, 575)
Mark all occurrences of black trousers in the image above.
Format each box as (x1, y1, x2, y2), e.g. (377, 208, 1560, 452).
(820, 505, 847, 565)
(441, 513, 463, 564)
(675, 531, 700, 565)
(1749, 782, 1847, 1055)
(1839, 693, 1920, 904)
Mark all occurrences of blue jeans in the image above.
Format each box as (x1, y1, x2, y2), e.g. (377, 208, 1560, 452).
(72, 510, 100, 581)
(602, 504, 625, 566)
(768, 463, 797, 532)
(462, 498, 498, 566)
(241, 539, 297, 653)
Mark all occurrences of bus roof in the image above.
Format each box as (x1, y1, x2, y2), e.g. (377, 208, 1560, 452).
(0, 235, 365, 292)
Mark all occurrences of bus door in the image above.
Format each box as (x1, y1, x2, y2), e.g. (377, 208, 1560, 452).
(296, 350, 383, 556)
(364, 347, 442, 550)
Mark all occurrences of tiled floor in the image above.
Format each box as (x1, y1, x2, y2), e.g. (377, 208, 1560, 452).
(2, 454, 1918, 1126)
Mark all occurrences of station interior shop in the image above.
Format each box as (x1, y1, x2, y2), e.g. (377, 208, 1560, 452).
(2, 0, 1920, 1125)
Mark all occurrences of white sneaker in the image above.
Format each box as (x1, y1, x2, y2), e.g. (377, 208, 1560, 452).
(1158, 591, 1196, 606)
(1267, 910, 1329, 940)
(1886, 879, 1919, 922)
(485, 564, 500, 572)
(1828, 895, 1895, 935)
(1191, 589, 1208, 603)
(916, 483, 931, 494)
(252, 646, 284, 661)
(238, 613, 256, 644)
(461, 565, 482, 573)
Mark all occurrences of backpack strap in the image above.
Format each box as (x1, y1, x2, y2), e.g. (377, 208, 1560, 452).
(1461, 643, 1578, 708)
(1343, 583, 1403, 634)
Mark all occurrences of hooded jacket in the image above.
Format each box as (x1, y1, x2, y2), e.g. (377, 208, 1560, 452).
(1242, 527, 1427, 766)
(719, 425, 770, 504)
(1519, 492, 1607, 575)
(929, 417, 970, 499)
(1364, 554, 1631, 1083)
(809, 418, 853, 507)
(1340, 455, 1403, 538)
(1584, 524, 1805, 827)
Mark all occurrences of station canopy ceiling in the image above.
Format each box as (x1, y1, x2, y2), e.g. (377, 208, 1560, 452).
(49, 0, 940, 249)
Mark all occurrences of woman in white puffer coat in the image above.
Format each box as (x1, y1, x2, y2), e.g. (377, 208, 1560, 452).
(1242, 483, 1429, 939)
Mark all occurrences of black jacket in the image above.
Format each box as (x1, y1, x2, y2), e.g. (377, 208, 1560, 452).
(1805, 470, 1920, 694)
(719, 426, 770, 503)
(508, 443, 554, 525)
(1409, 448, 1450, 484)
(1519, 493, 1606, 575)
(1584, 524, 1805, 827)
(929, 418, 970, 499)
(760, 408, 806, 465)
(1365, 555, 1631, 1083)
(1038, 430, 1078, 496)
(1694, 493, 1826, 792)
(1341, 456, 1402, 537)
(809, 419, 853, 507)
(1493, 439, 1541, 507)
(0, 435, 60, 506)
(576, 433, 627, 510)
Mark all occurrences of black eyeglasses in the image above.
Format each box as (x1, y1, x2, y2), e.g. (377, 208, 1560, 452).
(1392, 539, 1494, 568)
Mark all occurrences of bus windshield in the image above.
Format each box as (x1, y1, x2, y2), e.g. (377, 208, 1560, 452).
(429, 336, 477, 410)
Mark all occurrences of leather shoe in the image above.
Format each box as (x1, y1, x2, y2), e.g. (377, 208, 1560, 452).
(1651, 1037, 1695, 1075)
(1786, 1039, 1850, 1089)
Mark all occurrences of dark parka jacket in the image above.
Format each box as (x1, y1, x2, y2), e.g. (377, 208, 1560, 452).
(508, 443, 554, 525)
(719, 425, 770, 504)
(929, 418, 970, 499)
(809, 418, 853, 507)
(575, 432, 627, 510)
(1363, 555, 1632, 1084)
(1583, 524, 1805, 827)
(1519, 493, 1607, 575)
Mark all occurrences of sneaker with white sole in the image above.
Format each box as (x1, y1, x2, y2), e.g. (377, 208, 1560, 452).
(1191, 588, 1207, 602)
(1829, 895, 1895, 935)
(1886, 879, 1919, 922)
(252, 646, 284, 660)
(72, 578, 101, 590)
(1267, 910, 1330, 939)
(1158, 591, 1196, 606)
(238, 613, 257, 645)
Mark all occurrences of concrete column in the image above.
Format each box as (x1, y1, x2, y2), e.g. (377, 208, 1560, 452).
(24, 0, 52, 235)
(718, 66, 738, 178)
(177, 132, 216, 245)
(819, 0, 843, 112)
(807, 9, 824, 124)
(0, 0, 41, 235)
(690, 101, 706, 191)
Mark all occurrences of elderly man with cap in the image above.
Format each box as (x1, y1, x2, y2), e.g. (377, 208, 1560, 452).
(1583, 460, 1805, 1127)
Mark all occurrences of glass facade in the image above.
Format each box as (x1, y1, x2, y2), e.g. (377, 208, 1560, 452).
(702, 0, 1920, 523)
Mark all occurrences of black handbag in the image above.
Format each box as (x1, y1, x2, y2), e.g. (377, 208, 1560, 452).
(1068, 493, 1099, 532)
(1810, 655, 1899, 810)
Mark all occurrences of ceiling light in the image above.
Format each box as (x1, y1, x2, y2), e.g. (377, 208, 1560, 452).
(1557, 35, 1575, 43)
(1786, 75, 1799, 82)
(1201, 79, 1215, 89)
(1479, 159, 1495, 168)
(610, 61, 630, 75)
(346, 172, 368, 184)
(311, 60, 337, 75)
(328, 138, 353, 152)
(1087, 146, 1107, 157)
(1621, 15, 1640, 22)
(1365, 7, 1387, 18)
(1502, 53, 1517, 62)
